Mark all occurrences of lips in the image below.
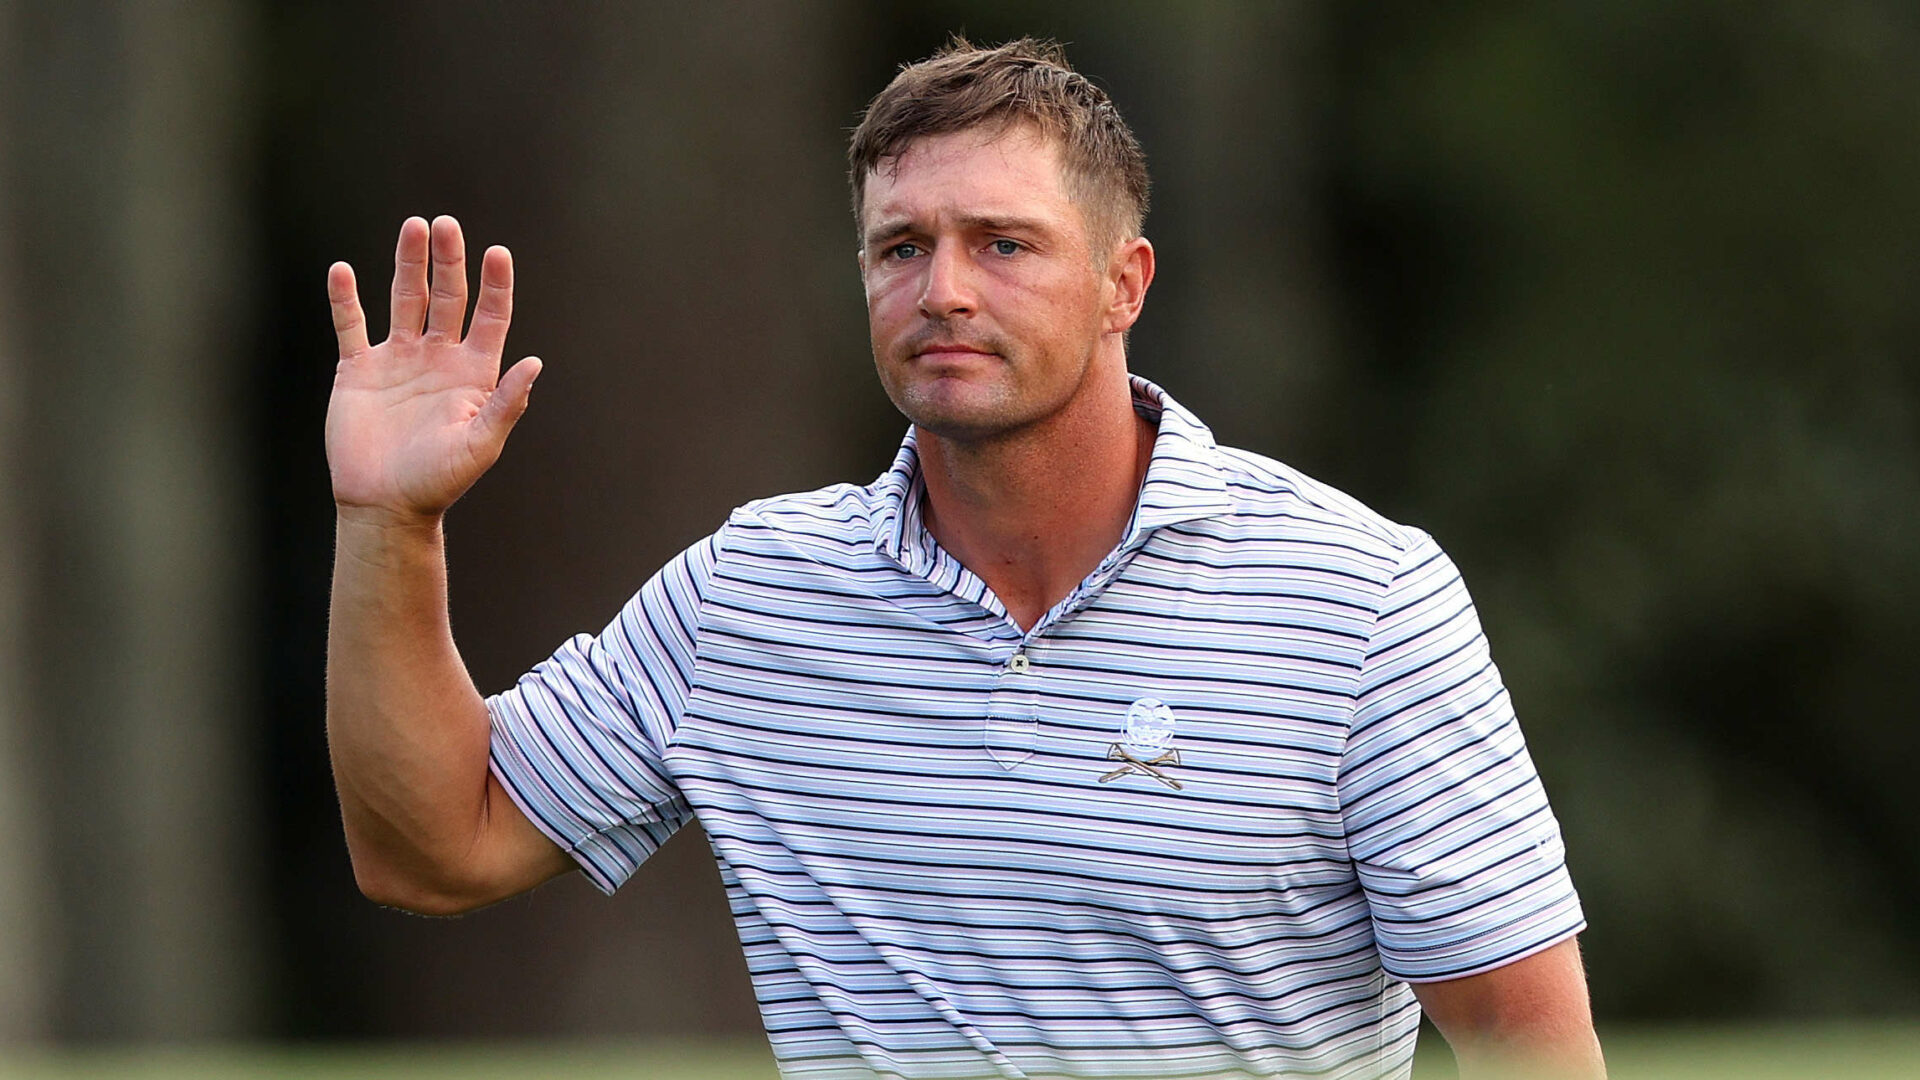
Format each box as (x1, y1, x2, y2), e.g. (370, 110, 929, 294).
(913, 344, 996, 358)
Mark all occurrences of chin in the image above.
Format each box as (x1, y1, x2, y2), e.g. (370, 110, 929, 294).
(888, 381, 1048, 443)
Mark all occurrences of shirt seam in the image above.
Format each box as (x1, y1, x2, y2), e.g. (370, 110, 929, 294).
(1339, 527, 1421, 874)
(662, 518, 730, 761)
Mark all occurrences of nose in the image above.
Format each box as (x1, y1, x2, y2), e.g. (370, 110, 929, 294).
(917, 242, 976, 319)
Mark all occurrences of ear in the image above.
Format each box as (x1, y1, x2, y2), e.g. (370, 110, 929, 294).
(1104, 236, 1155, 335)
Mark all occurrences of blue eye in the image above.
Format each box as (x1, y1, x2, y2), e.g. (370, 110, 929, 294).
(992, 239, 1020, 256)
(888, 243, 921, 260)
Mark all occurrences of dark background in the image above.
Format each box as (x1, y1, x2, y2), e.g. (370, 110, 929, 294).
(1, 0, 1916, 1049)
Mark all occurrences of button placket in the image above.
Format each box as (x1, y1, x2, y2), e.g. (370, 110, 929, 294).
(984, 648, 1039, 770)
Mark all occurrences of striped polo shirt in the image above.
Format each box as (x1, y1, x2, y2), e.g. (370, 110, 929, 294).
(487, 376, 1585, 1080)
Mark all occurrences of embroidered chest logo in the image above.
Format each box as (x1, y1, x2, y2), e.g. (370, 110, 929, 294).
(1099, 698, 1184, 790)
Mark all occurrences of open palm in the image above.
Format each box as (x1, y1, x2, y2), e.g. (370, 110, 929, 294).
(325, 215, 542, 523)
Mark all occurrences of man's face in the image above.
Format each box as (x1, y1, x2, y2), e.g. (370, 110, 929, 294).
(858, 125, 1116, 442)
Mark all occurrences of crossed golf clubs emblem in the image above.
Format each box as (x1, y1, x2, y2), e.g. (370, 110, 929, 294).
(1099, 745, 1183, 789)
(1098, 698, 1184, 790)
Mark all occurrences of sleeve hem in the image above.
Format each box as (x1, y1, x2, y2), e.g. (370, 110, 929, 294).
(1386, 916, 1587, 984)
(486, 753, 632, 895)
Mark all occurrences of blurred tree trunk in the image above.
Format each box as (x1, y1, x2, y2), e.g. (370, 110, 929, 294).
(1167, 1, 1336, 451)
(6, 0, 261, 1038)
(0, 0, 52, 1044)
(344, 0, 867, 1037)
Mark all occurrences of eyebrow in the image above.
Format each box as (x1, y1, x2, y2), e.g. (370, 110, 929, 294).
(862, 214, 1055, 249)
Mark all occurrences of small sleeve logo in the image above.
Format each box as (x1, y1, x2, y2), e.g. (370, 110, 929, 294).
(1100, 698, 1183, 789)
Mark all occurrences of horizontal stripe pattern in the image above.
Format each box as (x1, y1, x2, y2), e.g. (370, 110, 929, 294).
(487, 376, 1582, 1079)
(487, 532, 718, 891)
(1338, 534, 1584, 981)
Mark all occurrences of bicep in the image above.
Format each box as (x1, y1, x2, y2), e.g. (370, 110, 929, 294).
(464, 772, 575, 907)
(476, 529, 720, 899)
(1411, 937, 1604, 1075)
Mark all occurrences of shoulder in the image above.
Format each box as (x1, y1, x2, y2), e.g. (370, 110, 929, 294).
(1200, 443, 1430, 575)
(718, 480, 889, 564)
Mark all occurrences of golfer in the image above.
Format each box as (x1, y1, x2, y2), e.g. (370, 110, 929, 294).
(325, 37, 1605, 1080)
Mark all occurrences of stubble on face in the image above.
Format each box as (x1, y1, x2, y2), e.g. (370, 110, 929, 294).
(882, 314, 1106, 445)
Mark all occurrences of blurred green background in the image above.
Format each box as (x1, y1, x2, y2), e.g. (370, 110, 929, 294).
(1, 0, 1916, 1075)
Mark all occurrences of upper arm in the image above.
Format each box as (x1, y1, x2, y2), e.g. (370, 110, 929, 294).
(464, 772, 576, 906)
(483, 530, 721, 894)
(1411, 937, 1606, 1078)
(348, 751, 574, 917)
(1341, 531, 1598, 1074)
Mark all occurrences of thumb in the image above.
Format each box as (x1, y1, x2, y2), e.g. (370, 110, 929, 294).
(474, 355, 543, 454)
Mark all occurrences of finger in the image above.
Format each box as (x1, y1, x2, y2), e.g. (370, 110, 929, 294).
(473, 355, 543, 457)
(465, 244, 514, 359)
(388, 216, 430, 341)
(327, 261, 370, 359)
(424, 215, 468, 341)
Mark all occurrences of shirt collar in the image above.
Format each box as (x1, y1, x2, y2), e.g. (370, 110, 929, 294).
(870, 375, 1234, 572)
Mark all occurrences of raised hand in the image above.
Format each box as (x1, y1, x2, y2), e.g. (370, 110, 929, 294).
(325, 215, 542, 525)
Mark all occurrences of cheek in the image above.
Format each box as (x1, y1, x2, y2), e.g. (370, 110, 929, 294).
(865, 272, 918, 325)
(1002, 272, 1101, 337)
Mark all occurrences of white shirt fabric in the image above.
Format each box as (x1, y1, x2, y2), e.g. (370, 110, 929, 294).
(487, 375, 1586, 1080)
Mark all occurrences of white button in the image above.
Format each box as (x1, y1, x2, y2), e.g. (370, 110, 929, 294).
(1007, 652, 1030, 674)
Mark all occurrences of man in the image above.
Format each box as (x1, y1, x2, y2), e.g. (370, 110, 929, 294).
(325, 38, 1605, 1080)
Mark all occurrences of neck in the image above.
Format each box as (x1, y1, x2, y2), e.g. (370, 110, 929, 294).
(916, 365, 1156, 633)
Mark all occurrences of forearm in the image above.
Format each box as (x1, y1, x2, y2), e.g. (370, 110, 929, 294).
(325, 509, 493, 909)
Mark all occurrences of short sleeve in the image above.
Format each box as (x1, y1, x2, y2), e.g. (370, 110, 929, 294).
(1339, 529, 1586, 982)
(486, 530, 722, 894)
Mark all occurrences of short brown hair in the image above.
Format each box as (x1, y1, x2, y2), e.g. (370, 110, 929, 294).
(848, 37, 1150, 248)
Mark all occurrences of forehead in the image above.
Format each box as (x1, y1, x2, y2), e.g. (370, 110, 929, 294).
(861, 124, 1075, 230)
